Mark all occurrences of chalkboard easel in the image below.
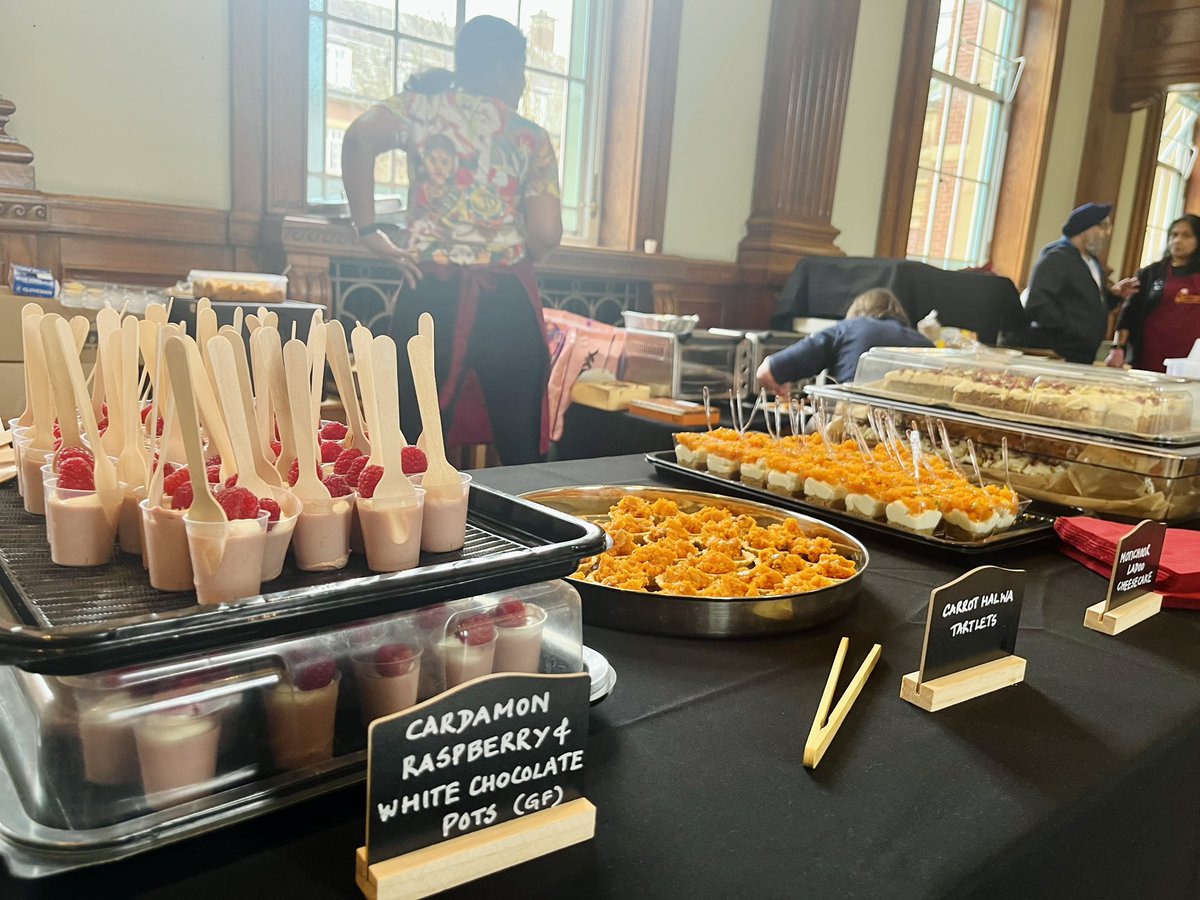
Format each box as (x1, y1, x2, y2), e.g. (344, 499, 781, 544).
(1083, 520, 1165, 636)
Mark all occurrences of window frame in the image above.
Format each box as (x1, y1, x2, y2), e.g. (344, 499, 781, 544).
(1139, 91, 1200, 267)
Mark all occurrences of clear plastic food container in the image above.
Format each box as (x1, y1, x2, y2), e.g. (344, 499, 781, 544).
(188, 271, 288, 304)
(849, 347, 1200, 445)
(0, 581, 583, 878)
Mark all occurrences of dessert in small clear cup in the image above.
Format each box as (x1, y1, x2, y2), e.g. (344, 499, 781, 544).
(184, 510, 269, 605)
(264, 652, 341, 771)
(413, 473, 471, 553)
(139, 498, 195, 592)
(42, 467, 124, 567)
(8, 420, 28, 497)
(491, 599, 548, 674)
(292, 493, 355, 572)
(118, 483, 148, 555)
(441, 611, 497, 689)
(19, 438, 53, 515)
(261, 490, 301, 582)
(357, 488, 426, 573)
(353, 641, 422, 724)
(74, 685, 139, 786)
(133, 698, 223, 811)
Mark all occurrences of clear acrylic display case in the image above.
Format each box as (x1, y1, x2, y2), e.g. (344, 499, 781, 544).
(0, 581, 583, 878)
(849, 347, 1200, 445)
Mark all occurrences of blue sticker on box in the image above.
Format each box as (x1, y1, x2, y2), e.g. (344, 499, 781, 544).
(9, 264, 58, 298)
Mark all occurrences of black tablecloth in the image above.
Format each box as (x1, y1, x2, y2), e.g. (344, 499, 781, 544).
(774, 257, 1026, 346)
(5, 456, 1200, 898)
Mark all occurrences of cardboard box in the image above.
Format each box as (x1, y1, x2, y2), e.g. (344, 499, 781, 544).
(627, 398, 720, 427)
(0, 287, 100, 362)
(570, 380, 652, 411)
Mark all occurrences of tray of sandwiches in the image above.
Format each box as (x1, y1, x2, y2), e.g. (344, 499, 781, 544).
(651, 422, 1056, 553)
(807, 384, 1200, 523)
(846, 347, 1200, 446)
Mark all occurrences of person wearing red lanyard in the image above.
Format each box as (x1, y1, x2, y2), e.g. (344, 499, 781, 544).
(1107, 214, 1200, 373)
(342, 16, 562, 464)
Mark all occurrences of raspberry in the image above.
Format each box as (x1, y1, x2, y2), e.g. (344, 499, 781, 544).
(493, 599, 528, 628)
(96, 416, 108, 435)
(319, 420, 348, 441)
(172, 482, 194, 510)
(56, 446, 94, 472)
(333, 447, 364, 474)
(357, 464, 383, 499)
(319, 440, 342, 463)
(151, 456, 177, 479)
(205, 454, 222, 467)
(323, 473, 353, 497)
(269, 439, 282, 459)
(417, 605, 450, 632)
(258, 497, 281, 522)
(288, 458, 299, 486)
(374, 643, 416, 678)
(401, 446, 428, 475)
(206, 464, 221, 483)
(345, 455, 369, 487)
(294, 658, 337, 691)
(163, 468, 191, 496)
(454, 614, 496, 647)
(52, 421, 61, 439)
(216, 485, 260, 520)
(141, 405, 152, 423)
(154, 416, 164, 437)
(224, 473, 239, 488)
(57, 457, 95, 491)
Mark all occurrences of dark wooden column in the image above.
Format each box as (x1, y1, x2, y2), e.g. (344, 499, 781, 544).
(737, 0, 861, 281)
(0, 97, 36, 190)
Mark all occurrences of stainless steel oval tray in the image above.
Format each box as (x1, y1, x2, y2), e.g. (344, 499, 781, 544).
(521, 485, 868, 638)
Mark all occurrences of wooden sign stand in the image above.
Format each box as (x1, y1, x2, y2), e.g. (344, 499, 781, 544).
(1083, 519, 1166, 637)
(355, 798, 596, 900)
(900, 656, 1027, 713)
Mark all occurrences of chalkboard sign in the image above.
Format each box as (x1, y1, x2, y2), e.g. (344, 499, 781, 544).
(1105, 520, 1165, 612)
(365, 672, 590, 865)
(918, 566, 1026, 683)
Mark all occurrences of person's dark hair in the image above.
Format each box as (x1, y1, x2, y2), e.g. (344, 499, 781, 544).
(845, 288, 910, 326)
(404, 16, 526, 95)
(1161, 213, 1200, 265)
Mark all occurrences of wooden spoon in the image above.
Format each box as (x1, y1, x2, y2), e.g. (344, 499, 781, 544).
(16, 303, 44, 427)
(326, 320, 369, 454)
(351, 324, 382, 465)
(95, 307, 122, 432)
(182, 336, 236, 480)
(40, 317, 84, 453)
(145, 302, 169, 327)
(146, 394, 176, 508)
(259, 327, 299, 479)
(222, 331, 281, 488)
(23, 312, 55, 449)
(370, 335, 416, 501)
(163, 335, 226, 524)
(232, 306, 244, 336)
(406, 334, 459, 492)
(249, 326, 275, 457)
(283, 339, 330, 503)
(209, 336, 274, 498)
(99, 327, 127, 457)
(415, 312, 434, 452)
(116, 317, 148, 489)
(307, 318, 327, 435)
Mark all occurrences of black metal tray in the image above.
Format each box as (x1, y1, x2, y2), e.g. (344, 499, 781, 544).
(0, 483, 606, 675)
(645, 451, 1058, 555)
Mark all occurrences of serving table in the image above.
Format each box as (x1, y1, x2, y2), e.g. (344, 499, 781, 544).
(3, 454, 1200, 899)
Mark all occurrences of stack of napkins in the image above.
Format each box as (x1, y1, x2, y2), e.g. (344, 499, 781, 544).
(1055, 516, 1200, 609)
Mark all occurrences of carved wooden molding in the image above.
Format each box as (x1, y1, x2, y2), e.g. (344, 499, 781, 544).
(738, 0, 861, 278)
(0, 198, 47, 223)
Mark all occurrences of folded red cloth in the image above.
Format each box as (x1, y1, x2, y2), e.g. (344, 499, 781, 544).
(1055, 516, 1200, 609)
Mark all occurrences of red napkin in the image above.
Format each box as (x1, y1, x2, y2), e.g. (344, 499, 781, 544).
(1055, 516, 1200, 610)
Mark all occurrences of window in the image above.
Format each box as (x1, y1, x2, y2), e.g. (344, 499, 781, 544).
(1139, 91, 1200, 267)
(326, 127, 346, 175)
(906, 0, 1025, 270)
(306, 0, 609, 241)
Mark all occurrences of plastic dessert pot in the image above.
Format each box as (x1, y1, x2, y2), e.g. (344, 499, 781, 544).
(184, 511, 269, 605)
(134, 707, 222, 810)
(492, 603, 548, 674)
(357, 489, 426, 573)
(413, 472, 471, 553)
(19, 440, 52, 515)
(264, 672, 340, 770)
(118, 484, 147, 556)
(349, 503, 365, 555)
(139, 499, 195, 592)
(441, 631, 497, 689)
(354, 647, 422, 724)
(9, 421, 29, 497)
(77, 689, 139, 785)
(261, 491, 302, 582)
(43, 474, 124, 567)
(292, 495, 354, 572)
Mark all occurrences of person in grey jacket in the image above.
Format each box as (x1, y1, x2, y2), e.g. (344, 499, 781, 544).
(757, 288, 931, 390)
(1023, 202, 1125, 364)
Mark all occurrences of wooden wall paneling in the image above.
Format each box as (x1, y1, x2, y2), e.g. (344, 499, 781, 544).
(990, 0, 1070, 287)
(875, 0, 940, 259)
(1115, 0, 1200, 108)
(1121, 92, 1168, 277)
(738, 0, 862, 280)
(48, 196, 228, 246)
(1075, 0, 1134, 217)
(59, 234, 232, 285)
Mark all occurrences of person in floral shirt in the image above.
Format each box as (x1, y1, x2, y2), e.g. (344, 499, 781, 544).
(343, 15, 561, 464)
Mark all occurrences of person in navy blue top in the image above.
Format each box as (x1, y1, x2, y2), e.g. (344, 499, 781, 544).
(756, 288, 932, 391)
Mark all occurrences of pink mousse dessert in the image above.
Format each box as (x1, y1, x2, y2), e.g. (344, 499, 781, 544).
(356, 491, 425, 573)
(261, 491, 301, 582)
(441, 613, 497, 689)
(264, 658, 340, 770)
(140, 500, 195, 592)
(185, 508, 269, 606)
(133, 703, 222, 810)
(491, 600, 548, 674)
(291, 494, 354, 572)
(354, 643, 421, 724)
(76, 688, 138, 786)
(44, 465, 123, 568)
(118, 486, 147, 556)
(20, 442, 52, 515)
(417, 474, 471, 554)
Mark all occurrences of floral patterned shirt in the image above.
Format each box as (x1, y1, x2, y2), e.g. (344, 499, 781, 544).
(384, 89, 560, 266)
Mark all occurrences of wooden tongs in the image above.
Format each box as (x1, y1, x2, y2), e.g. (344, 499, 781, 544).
(803, 637, 881, 769)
